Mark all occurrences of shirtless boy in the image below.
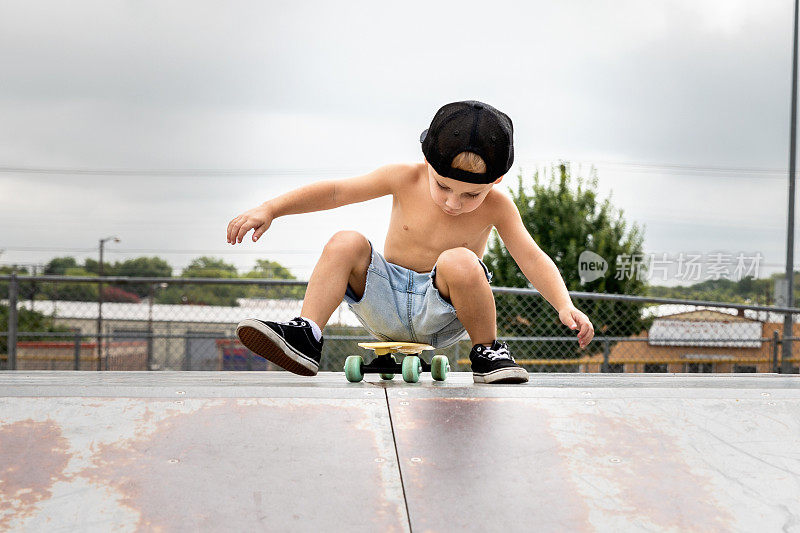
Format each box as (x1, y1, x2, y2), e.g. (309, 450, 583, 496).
(227, 100, 595, 384)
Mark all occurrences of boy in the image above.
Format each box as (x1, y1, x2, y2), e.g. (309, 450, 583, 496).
(227, 100, 594, 384)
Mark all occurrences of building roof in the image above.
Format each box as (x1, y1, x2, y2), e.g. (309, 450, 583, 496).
(654, 309, 757, 322)
(643, 304, 798, 323)
(6, 298, 363, 327)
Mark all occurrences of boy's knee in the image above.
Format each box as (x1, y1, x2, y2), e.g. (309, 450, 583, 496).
(325, 231, 370, 257)
(436, 248, 484, 285)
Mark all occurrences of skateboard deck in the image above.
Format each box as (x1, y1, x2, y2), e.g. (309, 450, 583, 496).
(357, 342, 434, 355)
(345, 342, 450, 383)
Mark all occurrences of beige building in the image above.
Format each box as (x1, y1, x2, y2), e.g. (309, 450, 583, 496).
(15, 340, 148, 371)
(579, 310, 800, 373)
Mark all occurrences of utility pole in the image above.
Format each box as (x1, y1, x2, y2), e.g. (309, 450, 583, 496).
(784, 0, 800, 374)
(96, 236, 119, 371)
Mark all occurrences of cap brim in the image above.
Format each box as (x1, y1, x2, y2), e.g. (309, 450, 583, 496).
(419, 128, 428, 143)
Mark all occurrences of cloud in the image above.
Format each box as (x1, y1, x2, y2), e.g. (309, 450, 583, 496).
(0, 0, 796, 282)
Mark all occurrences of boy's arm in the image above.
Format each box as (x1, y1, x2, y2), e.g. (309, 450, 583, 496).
(227, 164, 402, 244)
(492, 192, 595, 348)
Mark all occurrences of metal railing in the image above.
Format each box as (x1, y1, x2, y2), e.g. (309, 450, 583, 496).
(2, 274, 800, 374)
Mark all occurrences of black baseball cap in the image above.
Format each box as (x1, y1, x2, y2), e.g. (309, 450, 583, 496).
(420, 100, 514, 184)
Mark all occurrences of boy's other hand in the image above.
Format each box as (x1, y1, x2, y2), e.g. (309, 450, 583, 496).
(559, 306, 595, 349)
(227, 205, 274, 245)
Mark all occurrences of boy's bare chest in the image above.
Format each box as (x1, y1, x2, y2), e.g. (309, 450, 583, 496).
(383, 196, 494, 273)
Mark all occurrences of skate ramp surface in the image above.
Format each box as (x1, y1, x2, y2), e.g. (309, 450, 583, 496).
(1, 372, 799, 532)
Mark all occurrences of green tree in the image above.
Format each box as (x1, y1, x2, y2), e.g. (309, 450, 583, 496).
(158, 257, 245, 306)
(0, 266, 29, 300)
(38, 257, 171, 301)
(647, 272, 788, 306)
(182, 257, 238, 278)
(113, 256, 173, 298)
(36, 266, 98, 302)
(0, 267, 52, 306)
(83, 257, 114, 276)
(54, 267, 99, 301)
(0, 304, 71, 359)
(484, 163, 647, 361)
(13, 254, 307, 307)
(243, 259, 305, 299)
(44, 257, 79, 275)
(116, 256, 172, 278)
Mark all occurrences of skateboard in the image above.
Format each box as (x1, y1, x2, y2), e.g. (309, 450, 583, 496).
(344, 342, 451, 383)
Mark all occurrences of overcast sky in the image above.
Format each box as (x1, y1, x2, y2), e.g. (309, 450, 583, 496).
(0, 0, 797, 286)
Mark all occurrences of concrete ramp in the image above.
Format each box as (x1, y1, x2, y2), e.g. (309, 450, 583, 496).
(1, 372, 799, 532)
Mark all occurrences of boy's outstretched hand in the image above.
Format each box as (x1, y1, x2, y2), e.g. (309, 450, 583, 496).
(558, 306, 595, 349)
(227, 205, 274, 245)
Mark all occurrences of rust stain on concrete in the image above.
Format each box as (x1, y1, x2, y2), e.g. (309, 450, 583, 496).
(78, 398, 404, 531)
(392, 398, 592, 531)
(0, 419, 73, 530)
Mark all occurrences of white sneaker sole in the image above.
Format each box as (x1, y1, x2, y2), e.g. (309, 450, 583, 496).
(236, 319, 319, 376)
(473, 367, 529, 384)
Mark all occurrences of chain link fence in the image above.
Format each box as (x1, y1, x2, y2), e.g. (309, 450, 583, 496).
(2, 274, 799, 374)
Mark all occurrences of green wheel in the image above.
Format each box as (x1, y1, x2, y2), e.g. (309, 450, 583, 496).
(344, 356, 364, 382)
(431, 355, 450, 381)
(401, 355, 422, 383)
(380, 355, 396, 380)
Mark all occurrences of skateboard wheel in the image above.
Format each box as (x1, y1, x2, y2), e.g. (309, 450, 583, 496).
(401, 355, 421, 383)
(344, 356, 364, 382)
(431, 355, 450, 381)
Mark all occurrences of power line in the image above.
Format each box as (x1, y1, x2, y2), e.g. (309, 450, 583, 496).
(0, 160, 794, 179)
(0, 166, 359, 177)
(0, 259, 313, 269)
(0, 246, 320, 254)
(523, 159, 792, 179)
(587, 160, 783, 175)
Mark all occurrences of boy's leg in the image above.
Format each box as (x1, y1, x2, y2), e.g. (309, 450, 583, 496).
(433, 247, 527, 384)
(300, 231, 372, 328)
(433, 248, 496, 346)
(236, 231, 371, 376)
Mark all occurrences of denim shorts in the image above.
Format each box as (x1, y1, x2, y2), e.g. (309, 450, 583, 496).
(343, 241, 493, 348)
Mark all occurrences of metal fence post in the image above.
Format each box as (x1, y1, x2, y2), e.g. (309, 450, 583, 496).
(97, 277, 103, 372)
(146, 332, 153, 371)
(601, 339, 610, 373)
(782, 312, 795, 374)
(74, 332, 81, 371)
(772, 330, 781, 373)
(147, 283, 154, 372)
(182, 335, 188, 371)
(8, 272, 18, 370)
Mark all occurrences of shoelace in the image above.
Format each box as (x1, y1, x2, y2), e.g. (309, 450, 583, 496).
(279, 318, 306, 327)
(478, 342, 515, 361)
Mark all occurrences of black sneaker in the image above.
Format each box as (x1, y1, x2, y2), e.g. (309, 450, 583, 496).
(469, 340, 529, 384)
(236, 317, 322, 376)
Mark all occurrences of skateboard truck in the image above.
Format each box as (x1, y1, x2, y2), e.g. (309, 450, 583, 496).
(344, 342, 451, 383)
